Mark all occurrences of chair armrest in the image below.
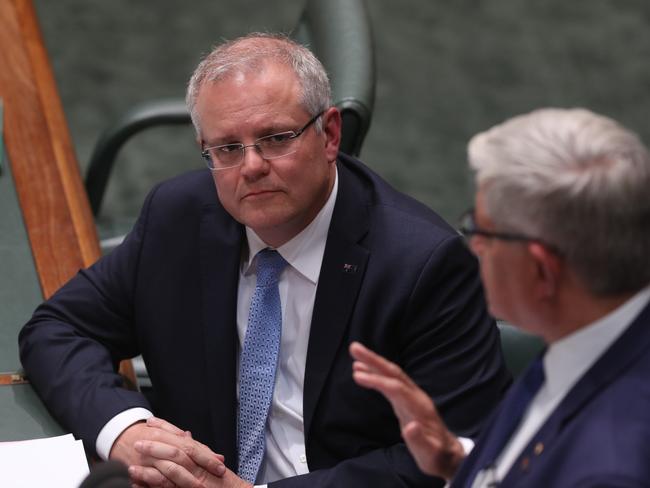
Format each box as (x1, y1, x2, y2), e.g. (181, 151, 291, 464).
(85, 100, 190, 215)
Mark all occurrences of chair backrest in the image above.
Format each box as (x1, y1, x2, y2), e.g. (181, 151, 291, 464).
(85, 0, 376, 217)
(498, 322, 545, 378)
(293, 0, 375, 157)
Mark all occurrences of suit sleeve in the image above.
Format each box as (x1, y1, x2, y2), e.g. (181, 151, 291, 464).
(271, 448, 444, 488)
(18, 186, 160, 454)
(272, 234, 511, 488)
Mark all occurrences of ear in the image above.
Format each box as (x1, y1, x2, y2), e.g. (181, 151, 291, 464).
(527, 242, 563, 299)
(322, 107, 342, 162)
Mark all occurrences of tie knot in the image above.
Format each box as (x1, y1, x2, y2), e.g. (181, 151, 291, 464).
(255, 249, 287, 287)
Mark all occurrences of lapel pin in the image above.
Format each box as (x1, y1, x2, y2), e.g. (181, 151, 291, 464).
(343, 263, 358, 273)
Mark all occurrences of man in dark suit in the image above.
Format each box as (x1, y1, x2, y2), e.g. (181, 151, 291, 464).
(351, 108, 650, 487)
(19, 33, 510, 488)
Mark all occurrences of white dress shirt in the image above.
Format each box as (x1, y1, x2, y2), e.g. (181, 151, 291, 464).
(472, 285, 650, 488)
(96, 169, 339, 486)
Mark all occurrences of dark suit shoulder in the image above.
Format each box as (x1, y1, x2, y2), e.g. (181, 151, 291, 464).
(136, 169, 236, 230)
(147, 169, 218, 208)
(337, 153, 460, 248)
(538, 387, 650, 487)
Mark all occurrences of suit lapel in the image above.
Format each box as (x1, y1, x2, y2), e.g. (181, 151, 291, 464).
(303, 161, 370, 436)
(199, 203, 244, 465)
(501, 300, 650, 486)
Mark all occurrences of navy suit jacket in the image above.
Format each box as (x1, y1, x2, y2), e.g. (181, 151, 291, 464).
(20, 154, 510, 487)
(452, 300, 650, 487)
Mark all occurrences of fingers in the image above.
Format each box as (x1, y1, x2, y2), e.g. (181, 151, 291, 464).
(352, 369, 405, 398)
(179, 440, 227, 477)
(131, 440, 196, 488)
(349, 342, 461, 480)
(350, 342, 414, 398)
(147, 416, 188, 436)
(135, 438, 226, 478)
(146, 417, 225, 464)
(350, 342, 444, 432)
(129, 463, 201, 488)
(116, 417, 227, 488)
(350, 342, 405, 379)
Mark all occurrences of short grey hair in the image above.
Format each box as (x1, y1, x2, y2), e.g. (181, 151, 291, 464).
(468, 108, 650, 295)
(186, 32, 331, 134)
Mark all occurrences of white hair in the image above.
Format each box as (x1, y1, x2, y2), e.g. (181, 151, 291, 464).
(468, 108, 650, 295)
(186, 32, 331, 134)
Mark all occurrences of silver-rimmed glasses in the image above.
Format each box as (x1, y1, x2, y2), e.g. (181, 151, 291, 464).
(458, 208, 536, 243)
(201, 111, 325, 170)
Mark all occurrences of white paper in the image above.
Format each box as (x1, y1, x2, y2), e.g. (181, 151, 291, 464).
(0, 433, 89, 487)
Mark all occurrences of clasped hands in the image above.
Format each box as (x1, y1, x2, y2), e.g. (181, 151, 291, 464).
(109, 342, 464, 486)
(349, 342, 466, 480)
(110, 416, 252, 488)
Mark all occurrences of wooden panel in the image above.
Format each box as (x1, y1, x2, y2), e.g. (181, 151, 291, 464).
(0, 0, 100, 298)
(0, 0, 134, 385)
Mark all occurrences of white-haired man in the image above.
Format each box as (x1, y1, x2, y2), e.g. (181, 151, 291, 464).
(351, 108, 650, 487)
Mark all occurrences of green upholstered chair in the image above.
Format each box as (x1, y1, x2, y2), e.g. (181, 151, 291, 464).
(497, 322, 545, 378)
(292, 0, 375, 158)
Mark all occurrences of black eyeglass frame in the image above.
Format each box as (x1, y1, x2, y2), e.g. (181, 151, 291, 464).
(201, 111, 325, 170)
(458, 208, 561, 254)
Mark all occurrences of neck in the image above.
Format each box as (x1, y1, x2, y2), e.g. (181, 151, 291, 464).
(543, 287, 636, 343)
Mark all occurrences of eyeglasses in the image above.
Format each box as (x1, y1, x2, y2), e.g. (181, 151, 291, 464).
(458, 208, 559, 254)
(201, 111, 324, 170)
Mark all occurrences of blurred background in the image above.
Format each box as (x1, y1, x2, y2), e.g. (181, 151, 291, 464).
(33, 0, 650, 240)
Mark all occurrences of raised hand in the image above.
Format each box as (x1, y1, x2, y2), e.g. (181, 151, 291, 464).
(350, 342, 465, 479)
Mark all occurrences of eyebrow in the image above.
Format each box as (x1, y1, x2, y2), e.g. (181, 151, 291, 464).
(204, 123, 296, 146)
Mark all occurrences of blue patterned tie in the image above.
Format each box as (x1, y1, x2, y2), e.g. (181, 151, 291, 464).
(462, 355, 545, 487)
(238, 249, 287, 483)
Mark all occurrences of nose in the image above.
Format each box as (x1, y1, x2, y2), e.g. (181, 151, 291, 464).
(239, 144, 269, 179)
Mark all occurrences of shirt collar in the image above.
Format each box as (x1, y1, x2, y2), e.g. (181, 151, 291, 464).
(242, 167, 339, 284)
(543, 284, 650, 398)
